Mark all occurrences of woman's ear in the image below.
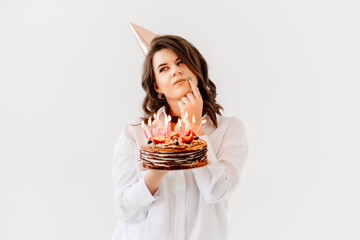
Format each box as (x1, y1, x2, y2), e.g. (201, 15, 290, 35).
(154, 83, 161, 93)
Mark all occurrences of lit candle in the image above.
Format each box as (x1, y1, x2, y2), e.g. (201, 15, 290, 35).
(197, 119, 207, 135)
(178, 118, 184, 143)
(184, 112, 190, 135)
(191, 115, 195, 136)
(151, 114, 156, 136)
(175, 119, 180, 131)
(182, 117, 187, 137)
(141, 121, 149, 139)
(152, 117, 162, 136)
(177, 118, 182, 137)
(167, 115, 171, 137)
(148, 118, 154, 137)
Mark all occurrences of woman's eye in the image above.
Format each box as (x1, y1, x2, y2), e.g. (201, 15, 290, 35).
(159, 61, 182, 72)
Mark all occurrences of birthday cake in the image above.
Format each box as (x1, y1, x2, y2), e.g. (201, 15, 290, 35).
(139, 115, 208, 170)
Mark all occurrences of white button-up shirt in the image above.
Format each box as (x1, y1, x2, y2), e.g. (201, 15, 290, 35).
(111, 106, 249, 240)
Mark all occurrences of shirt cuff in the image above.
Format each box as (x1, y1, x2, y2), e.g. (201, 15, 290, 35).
(126, 176, 160, 207)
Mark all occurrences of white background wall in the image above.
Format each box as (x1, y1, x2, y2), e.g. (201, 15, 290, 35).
(1, 0, 359, 239)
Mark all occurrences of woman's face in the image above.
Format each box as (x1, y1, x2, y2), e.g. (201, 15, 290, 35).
(152, 48, 198, 101)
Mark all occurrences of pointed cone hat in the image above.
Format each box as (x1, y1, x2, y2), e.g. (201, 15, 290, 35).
(130, 22, 158, 56)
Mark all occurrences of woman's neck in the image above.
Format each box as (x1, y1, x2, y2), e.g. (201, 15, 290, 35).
(166, 99, 181, 118)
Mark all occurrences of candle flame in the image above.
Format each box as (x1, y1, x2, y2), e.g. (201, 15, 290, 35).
(185, 112, 188, 119)
(168, 115, 171, 121)
(174, 118, 182, 132)
(148, 118, 152, 126)
(153, 113, 156, 119)
(141, 121, 144, 128)
(192, 115, 195, 123)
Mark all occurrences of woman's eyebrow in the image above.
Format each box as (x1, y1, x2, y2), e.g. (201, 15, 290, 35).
(157, 58, 180, 69)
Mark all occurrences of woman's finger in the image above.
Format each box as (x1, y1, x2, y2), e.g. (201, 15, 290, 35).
(188, 77, 201, 100)
(178, 100, 185, 108)
(181, 96, 191, 105)
(186, 91, 197, 103)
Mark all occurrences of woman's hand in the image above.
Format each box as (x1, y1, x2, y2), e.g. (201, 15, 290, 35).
(144, 169, 169, 195)
(177, 77, 204, 134)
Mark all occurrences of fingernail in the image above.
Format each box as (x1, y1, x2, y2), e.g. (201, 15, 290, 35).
(189, 77, 192, 81)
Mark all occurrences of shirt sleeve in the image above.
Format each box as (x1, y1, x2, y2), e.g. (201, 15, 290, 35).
(112, 123, 159, 223)
(192, 117, 249, 204)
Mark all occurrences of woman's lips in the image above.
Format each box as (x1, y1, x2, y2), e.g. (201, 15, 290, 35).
(174, 79, 186, 85)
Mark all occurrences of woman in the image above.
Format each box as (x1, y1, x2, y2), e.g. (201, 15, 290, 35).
(111, 34, 249, 240)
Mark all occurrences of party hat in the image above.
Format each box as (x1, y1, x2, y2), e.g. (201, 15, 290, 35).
(130, 22, 158, 55)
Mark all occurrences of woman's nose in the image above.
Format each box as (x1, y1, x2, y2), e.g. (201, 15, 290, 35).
(172, 66, 183, 77)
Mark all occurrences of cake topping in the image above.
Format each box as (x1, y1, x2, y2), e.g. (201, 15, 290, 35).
(170, 131, 180, 139)
(181, 135, 193, 143)
(152, 136, 165, 144)
(141, 112, 206, 146)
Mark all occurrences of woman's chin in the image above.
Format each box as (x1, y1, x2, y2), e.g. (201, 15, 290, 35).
(175, 87, 191, 97)
(165, 87, 192, 101)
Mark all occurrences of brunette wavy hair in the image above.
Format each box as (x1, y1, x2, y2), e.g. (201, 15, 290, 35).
(141, 35, 223, 128)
